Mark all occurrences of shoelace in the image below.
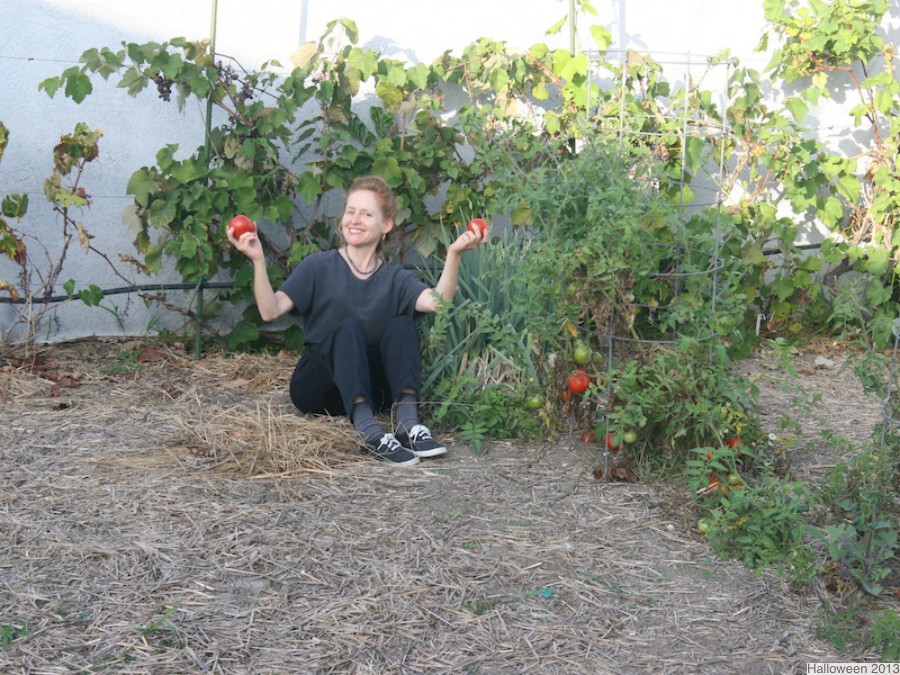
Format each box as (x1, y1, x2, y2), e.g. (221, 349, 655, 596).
(380, 435, 401, 450)
(411, 427, 432, 441)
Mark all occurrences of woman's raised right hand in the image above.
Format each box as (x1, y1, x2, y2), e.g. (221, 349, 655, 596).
(226, 226, 265, 262)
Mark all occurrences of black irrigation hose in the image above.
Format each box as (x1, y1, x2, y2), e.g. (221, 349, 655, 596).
(0, 281, 236, 305)
(762, 242, 823, 255)
(0, 243, 826, 307)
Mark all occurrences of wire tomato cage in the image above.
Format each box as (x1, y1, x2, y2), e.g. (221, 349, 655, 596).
(572, 50, 734, 481)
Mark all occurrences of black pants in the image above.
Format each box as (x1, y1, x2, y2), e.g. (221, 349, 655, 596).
(289, 316, 422, 417)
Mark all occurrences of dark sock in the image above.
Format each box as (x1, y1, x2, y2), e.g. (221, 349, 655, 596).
(396, 392, 419, 435)
(351, 401, 383, 443)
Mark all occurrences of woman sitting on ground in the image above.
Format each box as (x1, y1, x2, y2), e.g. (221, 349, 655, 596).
(227, 175, 486, 466)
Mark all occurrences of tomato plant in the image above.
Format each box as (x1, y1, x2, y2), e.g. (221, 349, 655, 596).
(600, 340, 760, 466)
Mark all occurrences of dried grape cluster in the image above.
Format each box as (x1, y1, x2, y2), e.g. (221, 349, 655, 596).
(150, 74, 174, 101)
(215, 61, 255, 103)
(148, 60, 255, 104)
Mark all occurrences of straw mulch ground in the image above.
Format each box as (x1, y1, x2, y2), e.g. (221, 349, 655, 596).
(0, 338, 893, 674)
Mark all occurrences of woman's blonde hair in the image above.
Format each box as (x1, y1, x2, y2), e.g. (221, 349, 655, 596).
(346, 175, 398, 224)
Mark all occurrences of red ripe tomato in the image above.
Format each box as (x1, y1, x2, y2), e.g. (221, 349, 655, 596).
(581, 431, 596, 443)
(467, 218, 488, 238)
(604, 432, 621, 452)
(228, 214, 256, 239)
(726, 437, 742, 448)
(567, 369, 590, 394)
(559, 389, 573, 403)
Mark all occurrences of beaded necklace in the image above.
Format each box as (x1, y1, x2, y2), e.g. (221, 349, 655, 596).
(343, 247, 381, 276)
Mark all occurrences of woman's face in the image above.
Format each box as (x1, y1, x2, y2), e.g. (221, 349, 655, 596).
(341, 189, 393, 248)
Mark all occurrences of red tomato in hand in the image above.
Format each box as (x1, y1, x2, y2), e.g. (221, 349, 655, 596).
(567, 369, 590, 394)
(467, 218, 488, 238)
(228, 214, 256, 239)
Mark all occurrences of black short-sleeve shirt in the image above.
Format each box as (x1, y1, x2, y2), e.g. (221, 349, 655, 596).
(279, 250, 430, 350)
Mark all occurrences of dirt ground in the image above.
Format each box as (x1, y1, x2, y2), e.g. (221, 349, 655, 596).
(0, 338, 896, 674)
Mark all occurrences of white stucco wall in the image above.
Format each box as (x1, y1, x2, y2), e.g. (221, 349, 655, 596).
(0, 0, 887, 343)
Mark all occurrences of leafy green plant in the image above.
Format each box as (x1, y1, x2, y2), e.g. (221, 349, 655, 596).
(814, 434, 900, 595)
(0, 121, 27, 302)
(817, 603, 900, 660)
(699, 474, 816, 578)
(0, 122, 222, 345)
(506, 139, 673, 339)
(871, 608, 900, 660)
(136, 606, 183, 650)
(751, 0, 900, 344)
(0, 620, 28, 647)
(504, 134, 753, 348)
(0, 123, 110, 342)
(599, 339, 761, 468)
(421, 239, 548, 390)
(427, 377, 543, 452)
(812, 521, 897, 595)
(485, 131, 764, 467)
(419, 240, 550, 447)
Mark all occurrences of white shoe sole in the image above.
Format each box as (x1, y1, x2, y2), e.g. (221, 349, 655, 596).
(411, 446, 447, 458)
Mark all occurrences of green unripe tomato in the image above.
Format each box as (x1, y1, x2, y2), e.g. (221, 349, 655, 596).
(525, 394, 545, 410)
(572, 342, 591, 365)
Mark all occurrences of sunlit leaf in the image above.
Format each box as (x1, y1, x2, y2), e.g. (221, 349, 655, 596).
(290, 42, 318, 70)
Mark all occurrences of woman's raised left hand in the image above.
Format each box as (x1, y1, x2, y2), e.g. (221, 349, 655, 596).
(448, 224, 488, 254)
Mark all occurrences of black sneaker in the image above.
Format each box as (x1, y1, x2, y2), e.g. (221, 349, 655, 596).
(365, 433, 420, 466)
(396, 424, 447, 458)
